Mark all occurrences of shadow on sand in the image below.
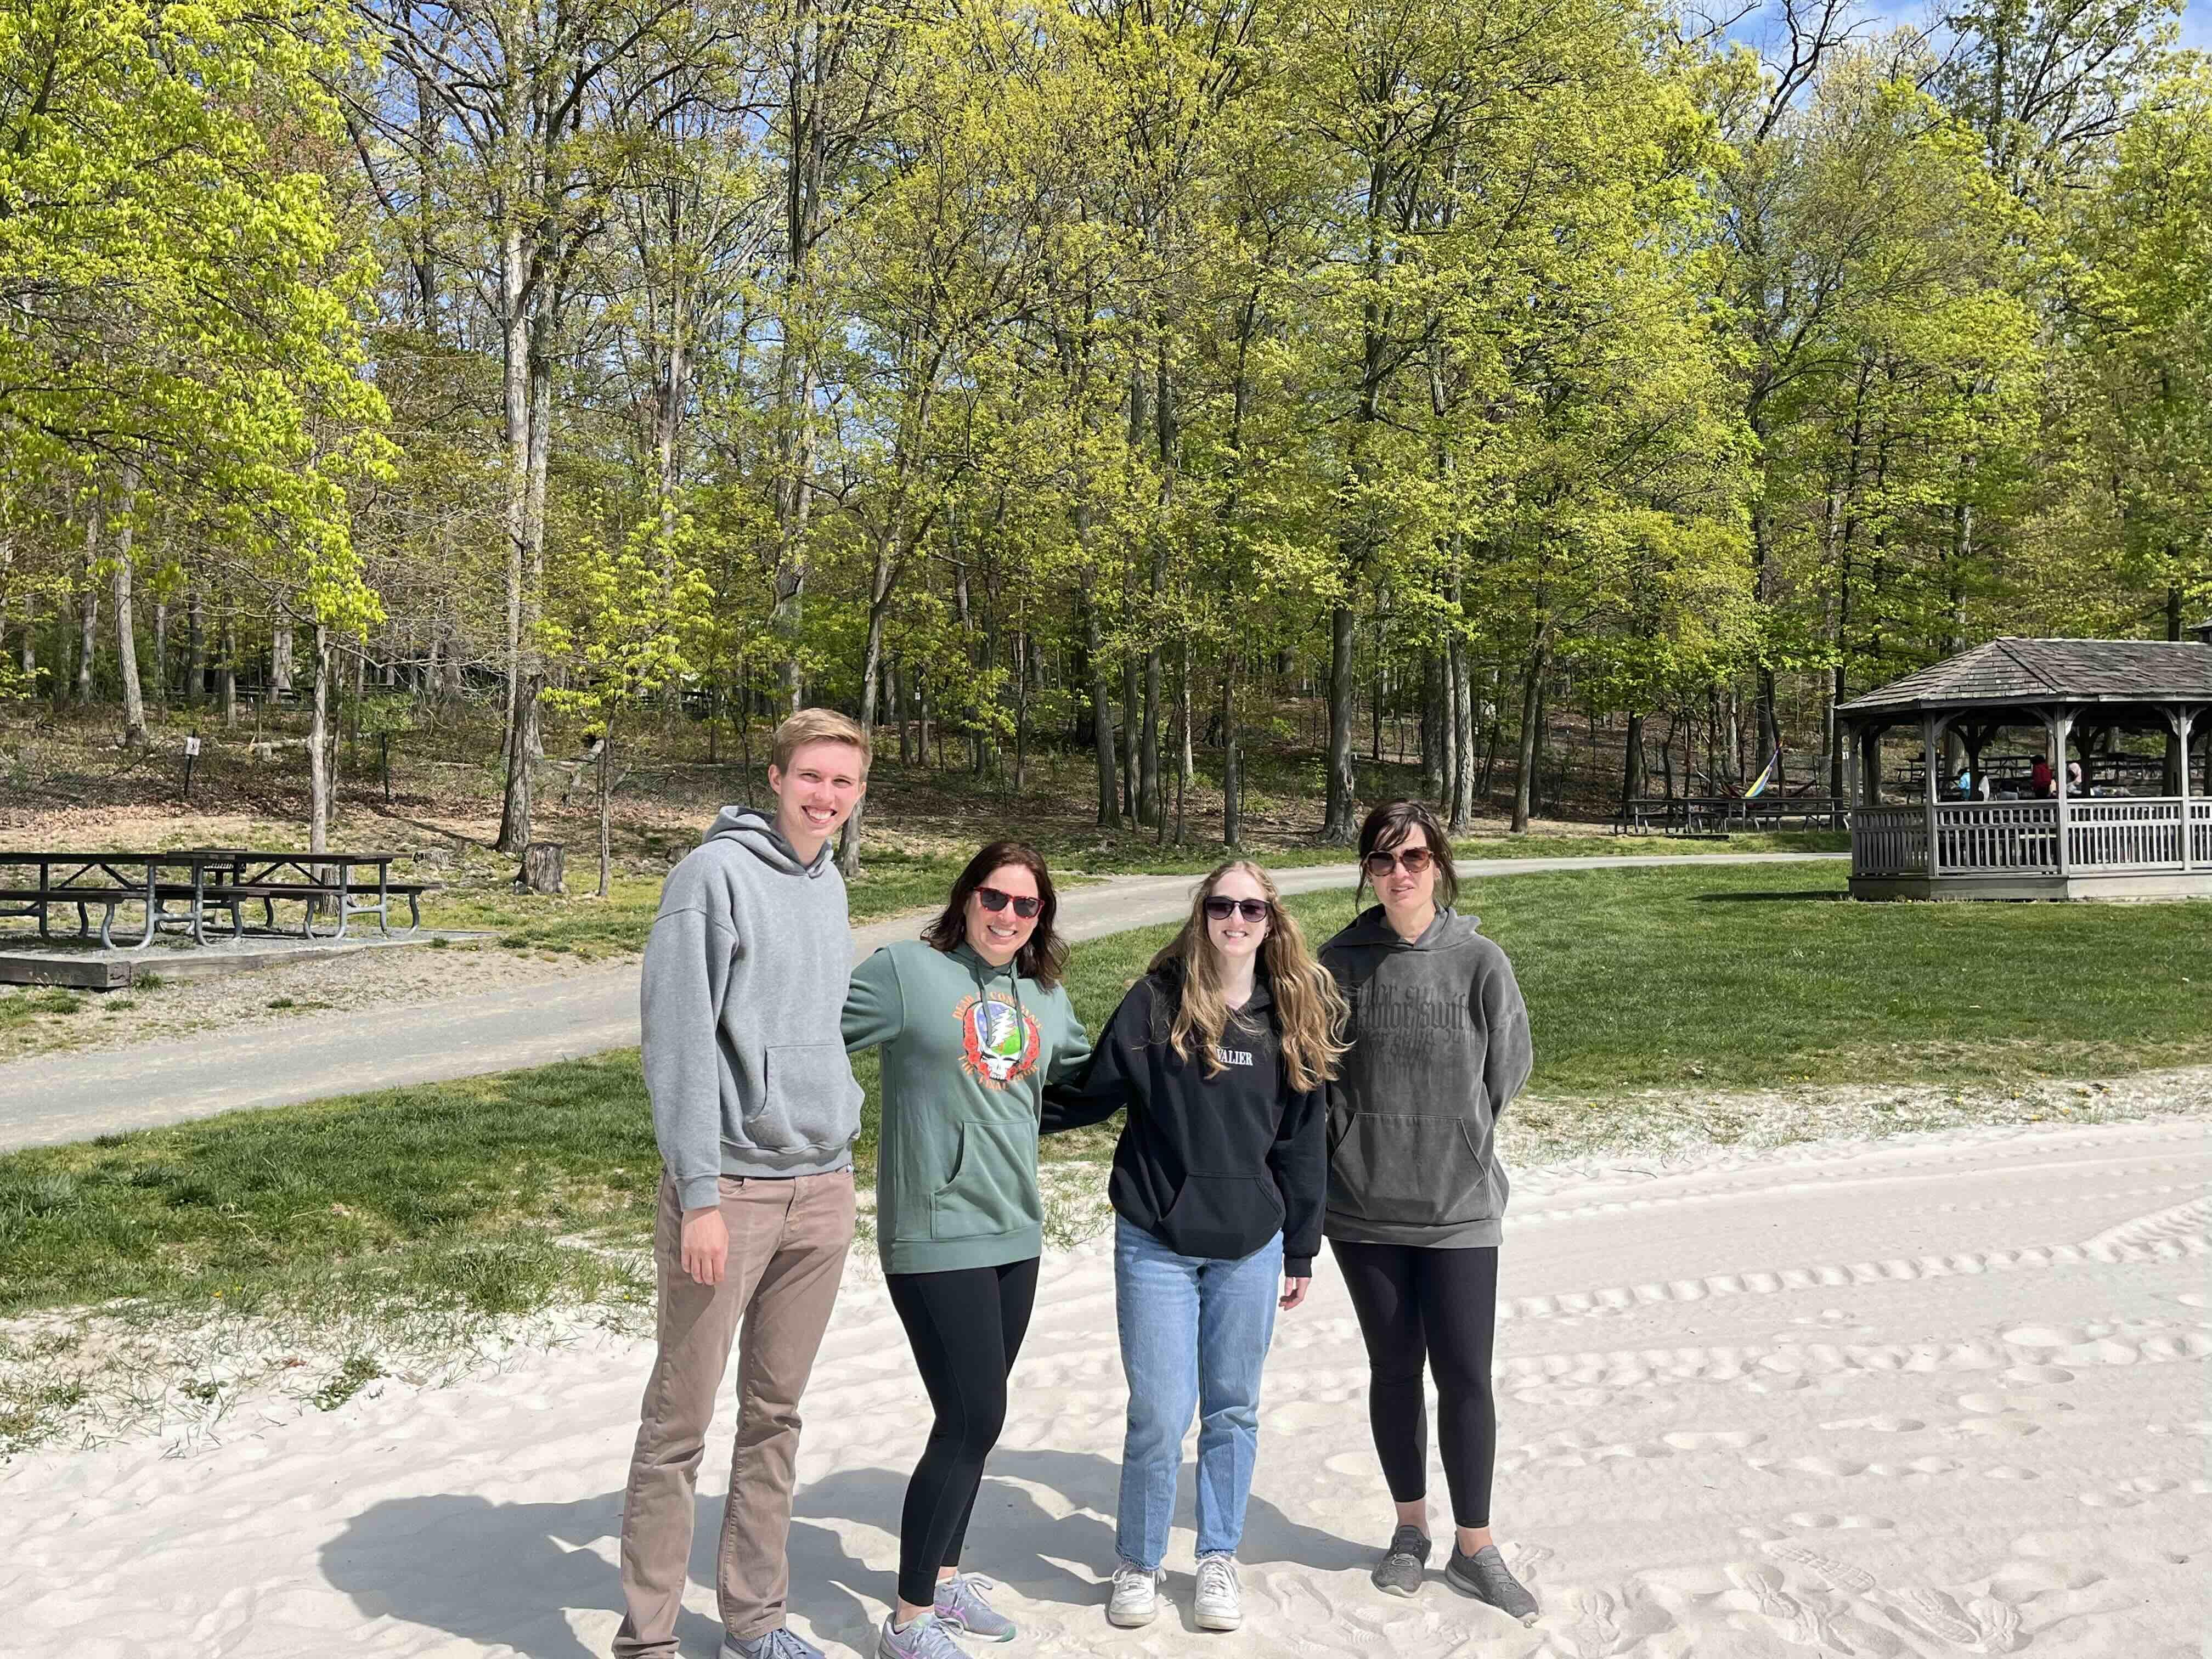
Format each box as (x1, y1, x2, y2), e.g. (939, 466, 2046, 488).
(320, 1447, 1363, 1657)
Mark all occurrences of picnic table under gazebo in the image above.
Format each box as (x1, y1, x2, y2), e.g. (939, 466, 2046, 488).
(1838, 635, 2212, 900)
(0, 850, 432, 948)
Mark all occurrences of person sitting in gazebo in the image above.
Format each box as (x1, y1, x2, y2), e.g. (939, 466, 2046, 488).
(2030, 757, 2055, 798)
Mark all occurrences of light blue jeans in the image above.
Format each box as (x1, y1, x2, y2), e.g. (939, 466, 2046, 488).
(1114, 1215, 1283, 1571)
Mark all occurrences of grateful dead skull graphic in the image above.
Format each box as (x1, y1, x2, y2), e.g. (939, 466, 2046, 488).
(957, 992, 1040, 1088)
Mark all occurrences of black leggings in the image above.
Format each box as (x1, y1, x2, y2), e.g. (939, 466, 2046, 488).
(885, 1256, 1040, 1606)
(1330, 1239, 1499, 1529)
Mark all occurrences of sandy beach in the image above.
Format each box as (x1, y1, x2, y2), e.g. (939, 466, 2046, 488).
(5, 1114, 2205, 1658)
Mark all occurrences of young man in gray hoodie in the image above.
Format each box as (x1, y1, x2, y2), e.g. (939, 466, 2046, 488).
(616, 709, 870, 1659)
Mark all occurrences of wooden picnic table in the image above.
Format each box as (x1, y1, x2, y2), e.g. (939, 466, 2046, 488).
(0, 850, 432, 949)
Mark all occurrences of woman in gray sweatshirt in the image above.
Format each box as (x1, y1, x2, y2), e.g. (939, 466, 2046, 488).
(1319, 799, 1539, 1625)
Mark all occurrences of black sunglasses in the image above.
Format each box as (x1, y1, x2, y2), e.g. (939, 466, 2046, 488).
(1203, 896, 1272, 923)
(1363, 845, 1435, 878)
(977, 885, 1041, 919)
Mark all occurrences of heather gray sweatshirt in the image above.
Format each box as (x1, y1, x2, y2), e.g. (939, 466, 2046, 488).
(640, 806, 862, 1209)
(1318, 905, 1533, 1248)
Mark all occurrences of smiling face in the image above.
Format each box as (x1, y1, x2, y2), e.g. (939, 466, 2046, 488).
(766, 739, 867, 859)
(965, 862, 1041, 967)
(1204, 865, 1272, 969)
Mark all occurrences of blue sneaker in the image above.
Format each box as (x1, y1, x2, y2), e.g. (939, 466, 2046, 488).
(934, 1572, 1017, 1643)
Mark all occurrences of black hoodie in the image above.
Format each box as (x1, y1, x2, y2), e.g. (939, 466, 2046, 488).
(1044, 964, 1325, 1275)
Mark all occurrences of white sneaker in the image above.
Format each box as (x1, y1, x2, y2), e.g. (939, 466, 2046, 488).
(1194, 1554, 1243, 1632)
(1107, 1560, 1164, 1628)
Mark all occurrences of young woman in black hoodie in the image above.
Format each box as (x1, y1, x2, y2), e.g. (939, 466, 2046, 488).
(1045, 860, 1346, 1635)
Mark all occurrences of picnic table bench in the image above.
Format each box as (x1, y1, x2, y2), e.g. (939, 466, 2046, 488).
(1615, 795, 1843, 836)
(0, 850, 435, 948)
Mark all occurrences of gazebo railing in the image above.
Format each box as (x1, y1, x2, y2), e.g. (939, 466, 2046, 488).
(1937, 802, 2061, 872)
(1854, 797, 2207, 878)
(2067, 799, 2185, 868)
(1852, 806, 1928, 876)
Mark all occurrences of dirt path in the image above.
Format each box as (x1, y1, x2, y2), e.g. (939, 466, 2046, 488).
(0, 853, 1846, 1150)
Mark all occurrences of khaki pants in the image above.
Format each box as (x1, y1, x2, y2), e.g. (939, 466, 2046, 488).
(616, 1170, 856, 1654)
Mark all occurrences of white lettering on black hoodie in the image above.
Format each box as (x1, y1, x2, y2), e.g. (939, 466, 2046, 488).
(1319, 905, 1532, 1248)
(1044, 963, 1325, 1275)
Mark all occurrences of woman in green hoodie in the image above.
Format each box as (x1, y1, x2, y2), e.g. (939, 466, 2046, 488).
(1320, 799, 1538, 1626)
(844, 841, 1093, 1659)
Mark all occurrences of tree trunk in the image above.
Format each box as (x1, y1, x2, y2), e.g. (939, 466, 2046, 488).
(597, 712, 614, 899)
(308, 623, 331, 854)
(1323, 602, 1358, 840)
(1220, 654, 1240, 848)
(1511, 642, 1547, 833)
(76, 503, 100, 705)
(1084, 581, 1116, 827)
(495, 218, 532, 854)
(111, 461, 146, 746)
(839, 531, 900, 878)
(186, 588, 205, 707)
(220, 614, 238, 729)
(1622, 710, 1646, 815)
(520, 840, 566, 895)
(1450, 636, 1475, 830)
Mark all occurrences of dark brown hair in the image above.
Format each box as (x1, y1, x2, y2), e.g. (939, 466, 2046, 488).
(921, 840, 1069, 988)
(1356, 799, 1460, 910)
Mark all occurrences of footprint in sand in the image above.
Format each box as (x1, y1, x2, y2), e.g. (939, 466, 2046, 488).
(1782, 1512, 1895, 1530)
(1662, 1430, 1765, 1451)
(1816, 1415, 1925, 1433)
(2078, 1475, 2183, 1508)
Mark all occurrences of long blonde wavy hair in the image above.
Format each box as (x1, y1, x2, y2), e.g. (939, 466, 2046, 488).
(1148, 861, 1348, 1091)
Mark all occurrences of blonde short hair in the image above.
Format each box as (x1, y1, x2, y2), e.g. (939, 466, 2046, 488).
(770, 708, 872, 776)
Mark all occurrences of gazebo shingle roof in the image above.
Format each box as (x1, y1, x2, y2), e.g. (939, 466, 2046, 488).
(1837, 637, 2212, 715)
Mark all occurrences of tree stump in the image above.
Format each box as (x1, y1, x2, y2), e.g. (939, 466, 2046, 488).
(518, 841, 565, 895)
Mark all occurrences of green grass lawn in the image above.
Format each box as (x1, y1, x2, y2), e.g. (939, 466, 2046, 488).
(415, 831, 1847, 958)
(4, 861, 2203, 1451)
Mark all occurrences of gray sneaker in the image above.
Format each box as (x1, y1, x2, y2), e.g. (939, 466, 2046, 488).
(1446, 1543, 1540, 1624)
(933, 1572, 1017, 1643)
(1372, 1525, 1431, 1597)
(1107, 1560, 1164, 1628)
(724, 1629, 825, 1659)
(876, 1611, 973, 1659)
(1194, 1553, 1243, 1632)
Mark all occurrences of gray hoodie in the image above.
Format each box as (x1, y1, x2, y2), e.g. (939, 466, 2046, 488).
(640, 806, 862, 1209)
(1318, 905, 1533, 1248)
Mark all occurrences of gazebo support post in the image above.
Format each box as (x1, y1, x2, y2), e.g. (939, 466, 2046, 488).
(2051, 706, 2074, 880)
(1922, 714, 1943, 878)
(2173, 707, 2196, 872)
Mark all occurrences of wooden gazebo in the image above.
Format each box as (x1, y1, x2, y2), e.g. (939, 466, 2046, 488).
(1838, 635, 2212, 900)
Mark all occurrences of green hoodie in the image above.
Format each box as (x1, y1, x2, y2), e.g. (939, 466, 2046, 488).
(844, 938, 1093, 1274)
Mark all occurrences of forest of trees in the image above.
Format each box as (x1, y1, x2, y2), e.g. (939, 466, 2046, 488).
(2, 0, 2207, 865)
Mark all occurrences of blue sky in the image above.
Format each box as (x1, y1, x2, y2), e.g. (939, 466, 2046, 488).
(2183, 1, 2210, 49)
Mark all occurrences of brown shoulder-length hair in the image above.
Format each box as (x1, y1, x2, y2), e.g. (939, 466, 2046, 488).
(1356, 799, 1460, 911)
(1148, 861, 1348, 1092)
(921, 840, 1069, 989)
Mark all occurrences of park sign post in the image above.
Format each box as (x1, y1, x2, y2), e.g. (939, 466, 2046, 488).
(182, 733, 202, 802)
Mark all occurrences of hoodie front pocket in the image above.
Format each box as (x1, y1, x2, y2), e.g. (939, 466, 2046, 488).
(1329, 1113, 1492, 1228)
(930, 1119, 1037, 1240)
(743, 1044, 859, 1153)
(1159, 1173, 1282, 1260)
